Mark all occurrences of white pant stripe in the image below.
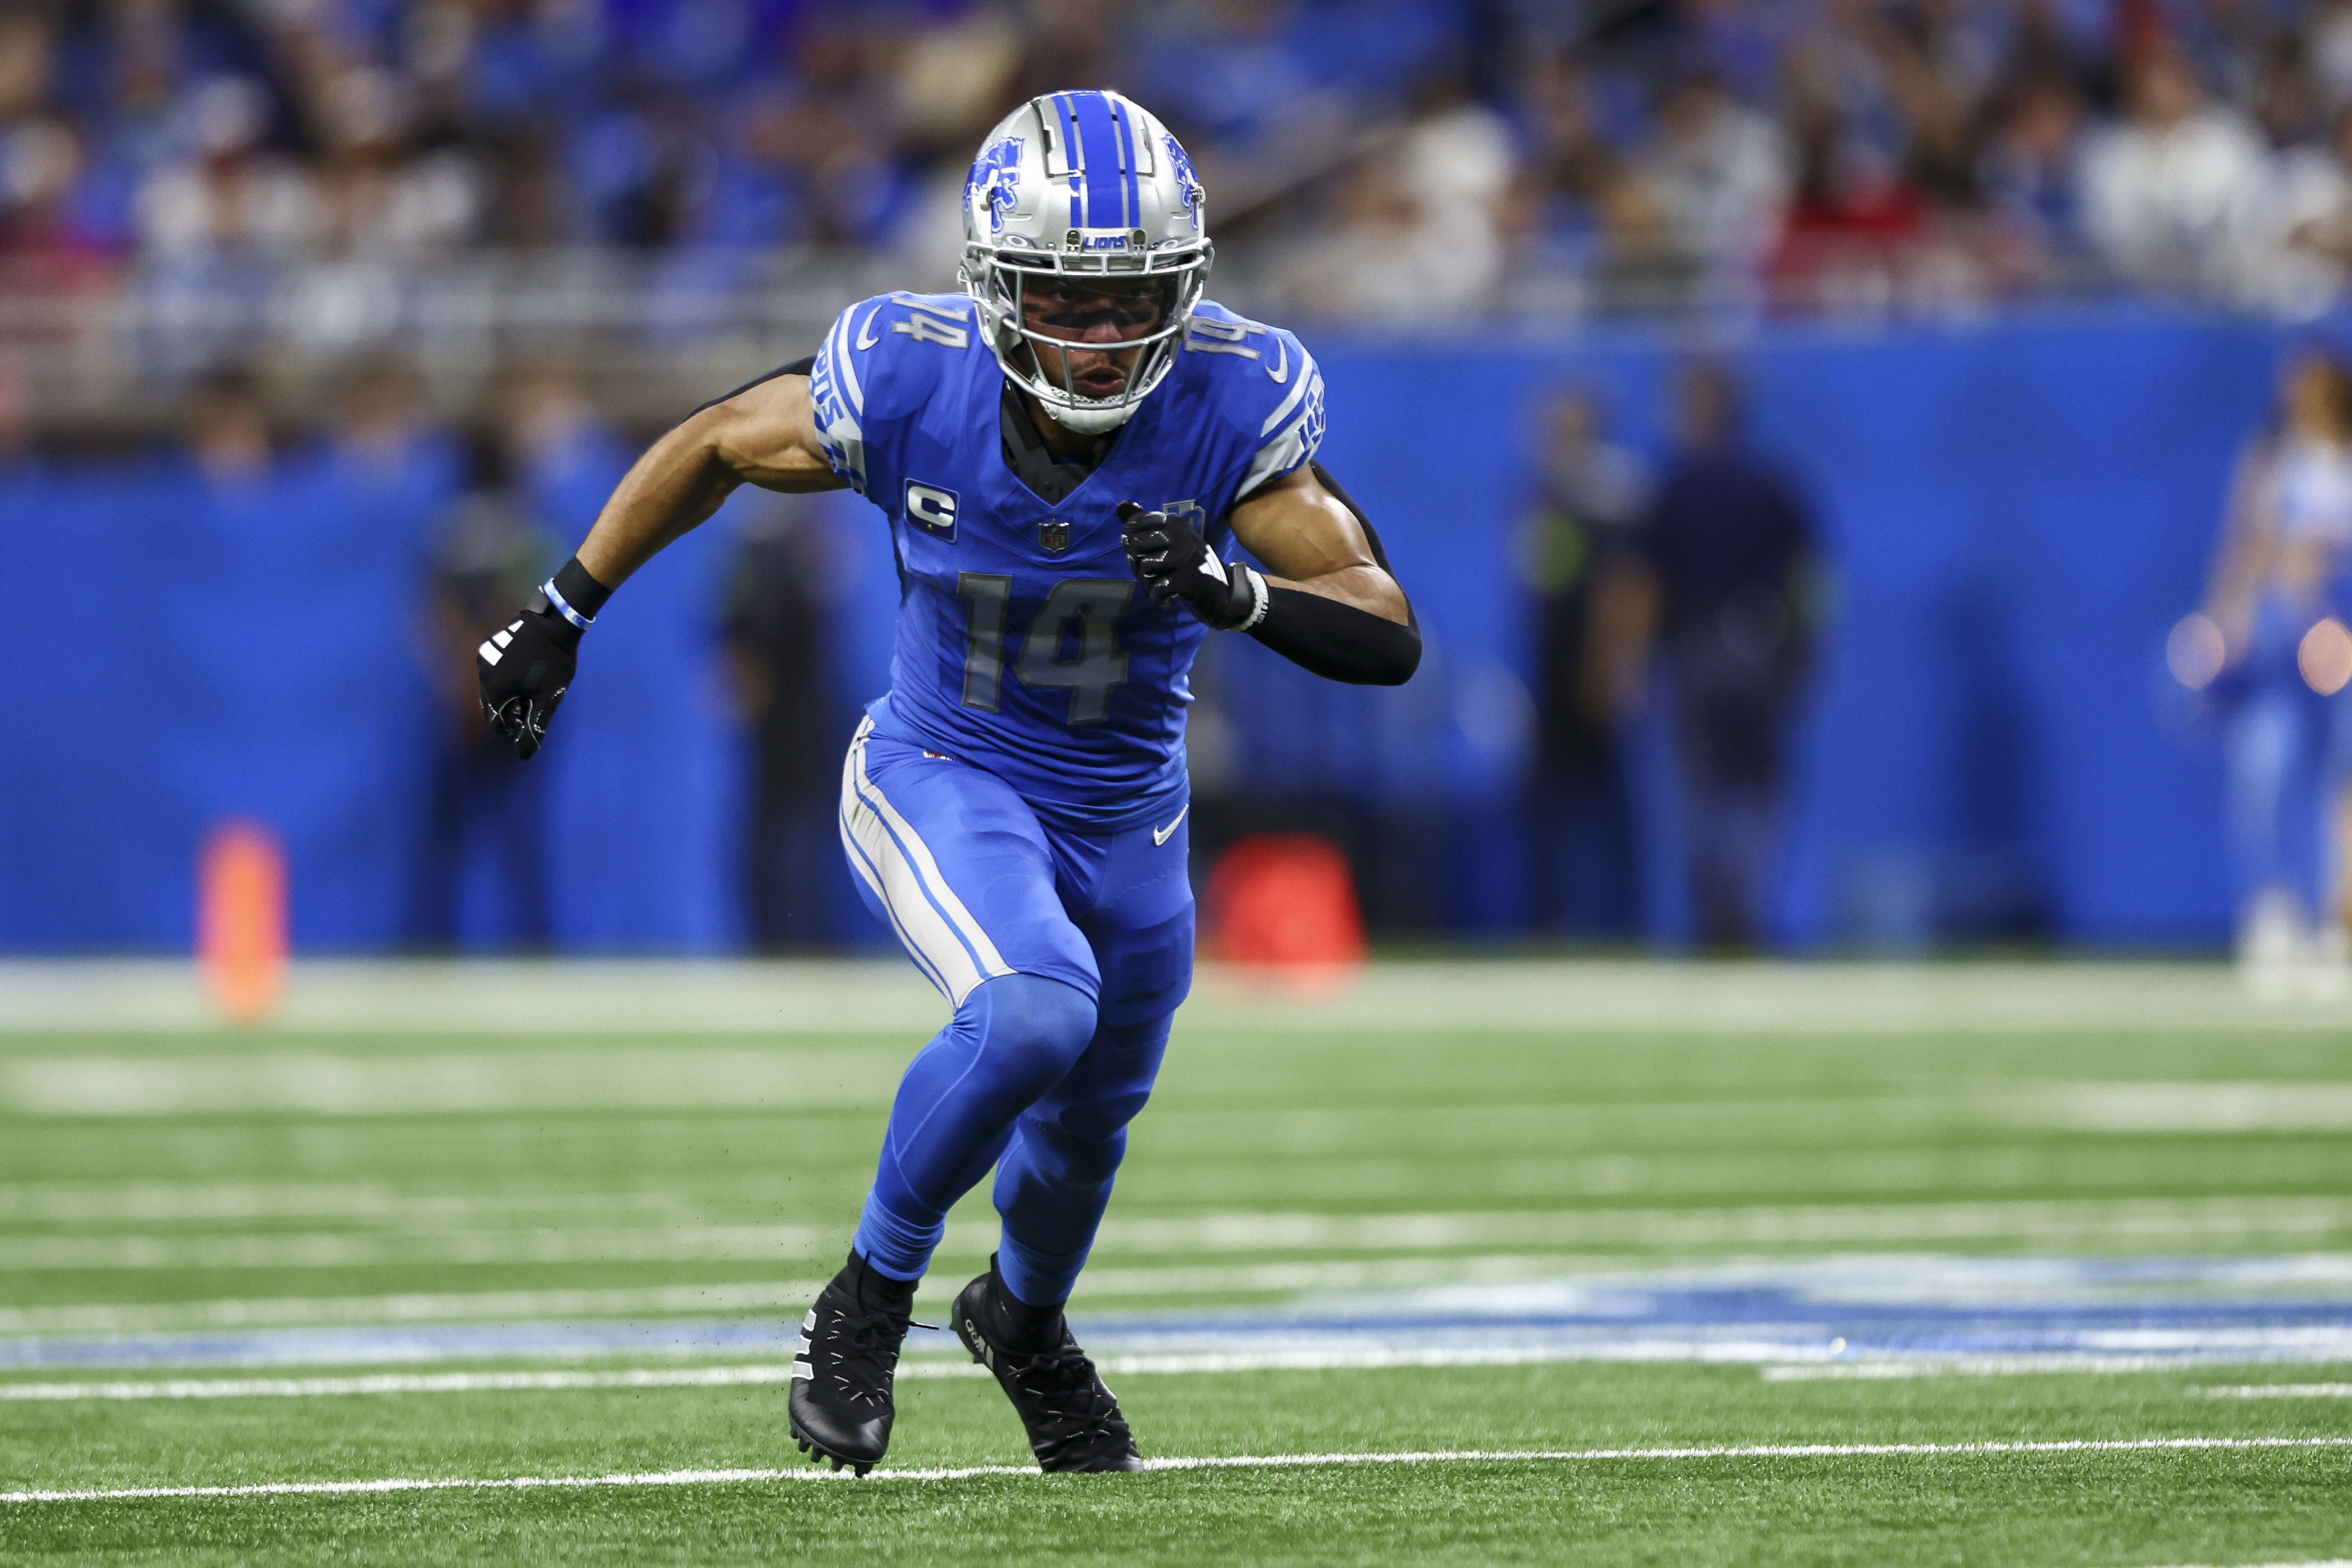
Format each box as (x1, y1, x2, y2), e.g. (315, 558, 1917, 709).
(840, 779, 987, 1005)
(836, 809, 955, 1000)
(848, 722, 1012, 977)
(837, 720, 1013, 1006)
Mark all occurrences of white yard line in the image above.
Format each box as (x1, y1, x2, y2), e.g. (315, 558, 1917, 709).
(9, 957, 2352, 1036)
(1089, 1196, 2352, 1254)
(13, 1195, 2352, 1275)
(1, 1366, 811, 1400)
(0, 1365, 992, 1401)
(1764, 1359, 2306, 1382)
(2197, 1384, 2352, 1399)
(0, 1281, 834, 1336)
(0, 1049, 903, 1117)
(0, 1182, 697, 1227)
(0, 1344, 1887, 1400)
(0, 1223, 865, 1272)
(10, 1236, 2352, 1342)
(5, 1436, 2349, 1504)
(2038, 1083, 2352, 1133)
(0, 1255, 1648, 1336)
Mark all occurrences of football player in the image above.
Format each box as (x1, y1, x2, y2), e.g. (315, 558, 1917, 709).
(476, 91, 1418, 1474)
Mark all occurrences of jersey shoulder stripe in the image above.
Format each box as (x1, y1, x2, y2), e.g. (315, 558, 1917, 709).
(1179, 299, 1325, 500)
(812, 291, 983, 495)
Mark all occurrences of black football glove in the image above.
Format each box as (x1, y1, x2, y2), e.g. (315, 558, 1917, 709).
(1117, 500, 1264, 630)
(476, 594, 581, 761)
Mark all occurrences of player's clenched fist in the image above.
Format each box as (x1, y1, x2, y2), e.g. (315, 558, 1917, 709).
(1116, 500, 1267, 631)
(476, 560, 607, 760)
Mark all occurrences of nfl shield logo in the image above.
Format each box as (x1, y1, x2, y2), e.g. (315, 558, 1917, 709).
(1038, 518, 1072, 554)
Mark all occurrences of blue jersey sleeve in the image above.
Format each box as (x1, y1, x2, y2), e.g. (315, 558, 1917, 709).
(810, 290, 985, 505)
(1235, 324, 1325, 498)
(1181, 306, 1327, 505)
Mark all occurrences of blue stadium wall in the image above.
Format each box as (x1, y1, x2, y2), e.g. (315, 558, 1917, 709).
(0, 307, 2299, 952)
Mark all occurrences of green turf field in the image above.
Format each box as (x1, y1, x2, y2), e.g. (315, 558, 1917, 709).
(2, 960, 2349, 1566)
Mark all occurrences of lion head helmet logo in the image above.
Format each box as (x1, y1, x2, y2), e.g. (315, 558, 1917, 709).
(1163, 133, 1204, 233)
(967, 135, 1024, 233)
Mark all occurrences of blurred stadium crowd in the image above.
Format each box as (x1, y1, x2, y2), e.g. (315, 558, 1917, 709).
(1, 1, 2338, 960)
(6, 0, 2352, 422)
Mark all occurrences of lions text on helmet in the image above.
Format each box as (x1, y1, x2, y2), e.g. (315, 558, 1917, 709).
(961, 92, 1212, 435)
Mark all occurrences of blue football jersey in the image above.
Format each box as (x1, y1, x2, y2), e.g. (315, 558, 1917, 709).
(809, 290, 1326, 832)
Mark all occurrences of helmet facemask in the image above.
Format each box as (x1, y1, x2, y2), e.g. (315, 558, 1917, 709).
(965, 244, 1212, 434)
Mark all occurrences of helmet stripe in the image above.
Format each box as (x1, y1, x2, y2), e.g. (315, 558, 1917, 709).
(1049, 93, 1086, 228)
(1109, 95, 1141, 233)
(1069, 92, 1126, 235)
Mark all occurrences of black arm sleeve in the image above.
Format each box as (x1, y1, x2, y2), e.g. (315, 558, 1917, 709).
(1243, 461, 1421, 686)
(1250, 587, 1421, 684)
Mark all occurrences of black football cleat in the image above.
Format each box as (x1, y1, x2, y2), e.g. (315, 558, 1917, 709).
(787, 1253, 917, 1477)
(953, 1261, 1144, 1473)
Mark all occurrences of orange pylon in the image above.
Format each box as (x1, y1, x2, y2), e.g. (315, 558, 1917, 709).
(198, 820, 288, 1026)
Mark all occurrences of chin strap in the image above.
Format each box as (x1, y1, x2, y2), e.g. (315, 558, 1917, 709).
(1039, 394, 1142, 435)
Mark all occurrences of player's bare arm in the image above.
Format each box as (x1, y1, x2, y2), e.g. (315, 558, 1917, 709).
(576, 372, 844, 589)
(473, 372, 837, 758)
(1226, 463, 1408, 624)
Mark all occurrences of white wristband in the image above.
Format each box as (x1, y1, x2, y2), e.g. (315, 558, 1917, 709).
(1231, 565, 1271, 633)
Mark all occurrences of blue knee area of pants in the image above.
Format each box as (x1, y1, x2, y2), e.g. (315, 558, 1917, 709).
(992, 1121, 1128, 1308)
(993, 1016, 1172, 1307)
(852, 973, 1098, 1281)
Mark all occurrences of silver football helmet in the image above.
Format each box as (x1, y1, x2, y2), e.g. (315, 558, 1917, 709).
(961, 90, 1212, 434)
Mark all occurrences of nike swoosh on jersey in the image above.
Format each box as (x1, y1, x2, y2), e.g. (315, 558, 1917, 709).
(1152, 805, 1189, 846)
(855, 306, 883, 350)
(1264, 338, 1289, 384)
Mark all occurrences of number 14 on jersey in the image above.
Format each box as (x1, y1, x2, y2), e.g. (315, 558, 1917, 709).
(956, 574, 1137, 726)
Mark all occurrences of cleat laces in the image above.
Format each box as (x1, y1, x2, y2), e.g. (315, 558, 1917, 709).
(1002, 1341, 1135, 1469)
(815, 1305, 914, 1409)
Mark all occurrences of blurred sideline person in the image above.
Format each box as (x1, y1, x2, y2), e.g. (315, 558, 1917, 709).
(1628, 363, 1818, 950)
(2198, 350, 2352, 994)
(411, 430, 563, 949)
(187, 367, 273, 491)
(724, 498, 844, 949)
(468, 92, 1418, 1475)
(1515, 389, 1650, 935)
(0, 353, 32, 471)
(331, 357, 430, 478)
(318, 358, 555, 949)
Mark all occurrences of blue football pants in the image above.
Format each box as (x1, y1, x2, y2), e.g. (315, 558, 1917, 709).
(836, 717, 1195, 1306)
